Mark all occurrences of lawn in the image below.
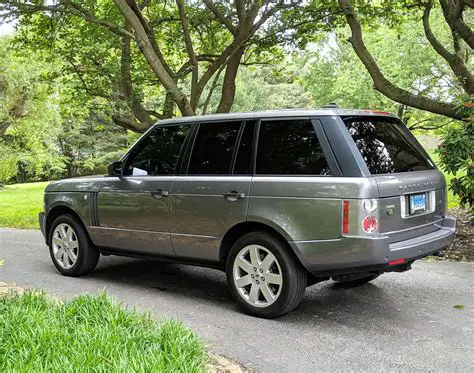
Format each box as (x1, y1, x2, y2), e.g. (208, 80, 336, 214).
(0, 291, 208, 372)
(0, 181, 48, 229)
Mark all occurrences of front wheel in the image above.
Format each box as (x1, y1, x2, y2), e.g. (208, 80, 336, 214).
(226, 232, 307, 318)
(48, 214, 99, 277)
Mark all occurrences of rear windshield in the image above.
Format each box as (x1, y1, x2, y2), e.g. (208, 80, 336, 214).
(343, 116, 435, 174)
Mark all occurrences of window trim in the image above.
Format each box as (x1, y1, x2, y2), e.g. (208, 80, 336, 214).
(120, 123, 192, 177)
(230, 120, 258, 175)
(254, 117, 337, 177)
(184, 119, 244, 176)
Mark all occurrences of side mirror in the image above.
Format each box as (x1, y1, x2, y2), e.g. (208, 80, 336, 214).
(108, 161, 123, 177)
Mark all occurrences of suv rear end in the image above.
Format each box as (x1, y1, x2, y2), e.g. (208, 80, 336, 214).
(293, 112, 455, 277)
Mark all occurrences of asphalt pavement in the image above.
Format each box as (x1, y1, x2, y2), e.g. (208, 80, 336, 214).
(1, 227, 473, 372)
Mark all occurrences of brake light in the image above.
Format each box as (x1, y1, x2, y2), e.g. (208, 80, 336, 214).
(389, 258, 406, 266)
(362, 215, 377, 233)
(343, 200, 350, 234)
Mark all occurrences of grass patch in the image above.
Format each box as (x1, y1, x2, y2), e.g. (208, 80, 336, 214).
(0, 181, 48, 229)
(0, 291, 207, 372)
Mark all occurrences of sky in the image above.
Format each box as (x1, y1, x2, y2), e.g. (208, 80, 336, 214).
(0, 19, 15, 36)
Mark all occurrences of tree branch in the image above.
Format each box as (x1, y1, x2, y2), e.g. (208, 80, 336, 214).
(120, 22, 154, 131)
(202, 0, 237, 35)
(113, 0, 194, 116)
(439, 0, 474, 49)
(176, 0, 199, 110)
(422, 1, 473, 94)
(338, 0, 465, 120)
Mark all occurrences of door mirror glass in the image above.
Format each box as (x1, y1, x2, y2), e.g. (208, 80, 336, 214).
(108, 161, 123, 177)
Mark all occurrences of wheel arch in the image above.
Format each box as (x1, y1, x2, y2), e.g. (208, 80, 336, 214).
(45, 204, 87, 245)
(219, 219, 307, 270)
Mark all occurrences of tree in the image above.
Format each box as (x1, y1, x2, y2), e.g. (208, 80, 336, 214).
(302, 12, 462, 130)
(337, 0, 473, 121)
(1, 1, 320, 132)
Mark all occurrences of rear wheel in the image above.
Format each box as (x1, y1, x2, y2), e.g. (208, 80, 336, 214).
(48, 214, 99, 277)
(226, 232, 307, 318)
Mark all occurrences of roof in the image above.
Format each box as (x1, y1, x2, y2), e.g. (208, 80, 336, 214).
(156, 108, 398, 125)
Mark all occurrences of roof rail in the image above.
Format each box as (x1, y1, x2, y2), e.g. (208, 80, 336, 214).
(321, 103, 339, 108)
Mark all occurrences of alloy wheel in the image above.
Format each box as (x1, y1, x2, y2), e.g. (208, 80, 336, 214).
(232, 244, 283, 308)
(51, 223, 79, 269)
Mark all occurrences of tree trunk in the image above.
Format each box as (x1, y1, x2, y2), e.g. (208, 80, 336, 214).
(216, 48, 245, 113)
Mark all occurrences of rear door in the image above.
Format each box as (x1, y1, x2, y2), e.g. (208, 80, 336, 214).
(169, 120, 253, 261)
(342, 116, 446, 241)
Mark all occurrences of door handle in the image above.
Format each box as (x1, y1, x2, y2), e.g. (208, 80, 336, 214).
(151, 189, 169, 198)
(223, 191, 245, 201)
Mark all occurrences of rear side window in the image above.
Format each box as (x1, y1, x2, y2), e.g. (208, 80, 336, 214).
(343, 116, 435, 174)
(188, 121, 242, 175)
(256, 119, 331, 175)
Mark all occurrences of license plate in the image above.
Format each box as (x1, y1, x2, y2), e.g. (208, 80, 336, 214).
(409, 193, 426, 214)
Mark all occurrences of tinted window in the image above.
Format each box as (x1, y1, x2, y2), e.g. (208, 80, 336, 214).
(233, 121, 255, 174)
(124, 125, 189, 176)
(188, 121, 241, 175)
(256, 119, 331, 175)
(343, 116, 435, 174)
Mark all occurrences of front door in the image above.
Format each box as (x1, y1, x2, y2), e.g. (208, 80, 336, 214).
(97, 124, 191, 256)
(170, 120, 254, 261)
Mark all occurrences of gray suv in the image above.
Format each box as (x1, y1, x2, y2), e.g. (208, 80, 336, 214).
(39, 108, 455, 318)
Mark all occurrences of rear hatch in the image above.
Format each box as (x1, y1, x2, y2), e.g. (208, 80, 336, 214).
(342, 115, 446, 243)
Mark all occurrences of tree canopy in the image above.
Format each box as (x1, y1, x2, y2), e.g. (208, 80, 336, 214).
(2, 0, 470, 133)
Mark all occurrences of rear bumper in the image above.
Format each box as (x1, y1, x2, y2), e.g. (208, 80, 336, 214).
(291, 216, 456, 276)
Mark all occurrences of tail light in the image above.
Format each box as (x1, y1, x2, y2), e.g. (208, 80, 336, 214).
(362, 215, 377, 233)
(342, 200, 350, 234)
(342, 199, 379, 236)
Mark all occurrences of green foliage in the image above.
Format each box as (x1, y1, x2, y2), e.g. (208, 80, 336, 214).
(436, 122, 473, 216)
(0, 181, 48, 228)
(0, 291, 208, 372)
(302, 10, 458, 128)
(0, 152, 17, 186)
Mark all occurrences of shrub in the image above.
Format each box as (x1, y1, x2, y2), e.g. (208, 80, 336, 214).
(436, 122, 473, 222)
(0, 154, 18, 187)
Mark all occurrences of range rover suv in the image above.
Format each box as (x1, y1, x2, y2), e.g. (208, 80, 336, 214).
(39, 108, 455, 318)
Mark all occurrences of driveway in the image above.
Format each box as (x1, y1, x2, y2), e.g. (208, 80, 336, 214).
(1, 228, 473, 372)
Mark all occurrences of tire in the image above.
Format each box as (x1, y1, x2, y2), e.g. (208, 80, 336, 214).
(48, 214, 99, 277)
(226, 231, 307, 318)
(333, 273, 380, 288)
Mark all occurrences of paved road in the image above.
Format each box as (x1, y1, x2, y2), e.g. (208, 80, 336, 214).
(1, 228, 473, 372)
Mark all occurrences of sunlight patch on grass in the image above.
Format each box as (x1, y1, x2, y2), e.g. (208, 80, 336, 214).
(0, 182, 49, 229)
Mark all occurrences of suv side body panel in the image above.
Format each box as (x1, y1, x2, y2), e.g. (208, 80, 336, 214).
(170, 176, 251, 261)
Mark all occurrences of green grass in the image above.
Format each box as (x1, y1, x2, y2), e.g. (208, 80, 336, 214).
(0, 181, 49, 229)
(0, 291, 208, 372)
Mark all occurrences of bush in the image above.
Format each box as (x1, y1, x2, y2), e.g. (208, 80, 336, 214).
(436, 122, 473, 222)
(0, 154, 18, 186)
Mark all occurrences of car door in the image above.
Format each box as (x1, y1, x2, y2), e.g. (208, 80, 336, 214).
(97, 124, 190, 256)
(169, 120, 254, 261)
